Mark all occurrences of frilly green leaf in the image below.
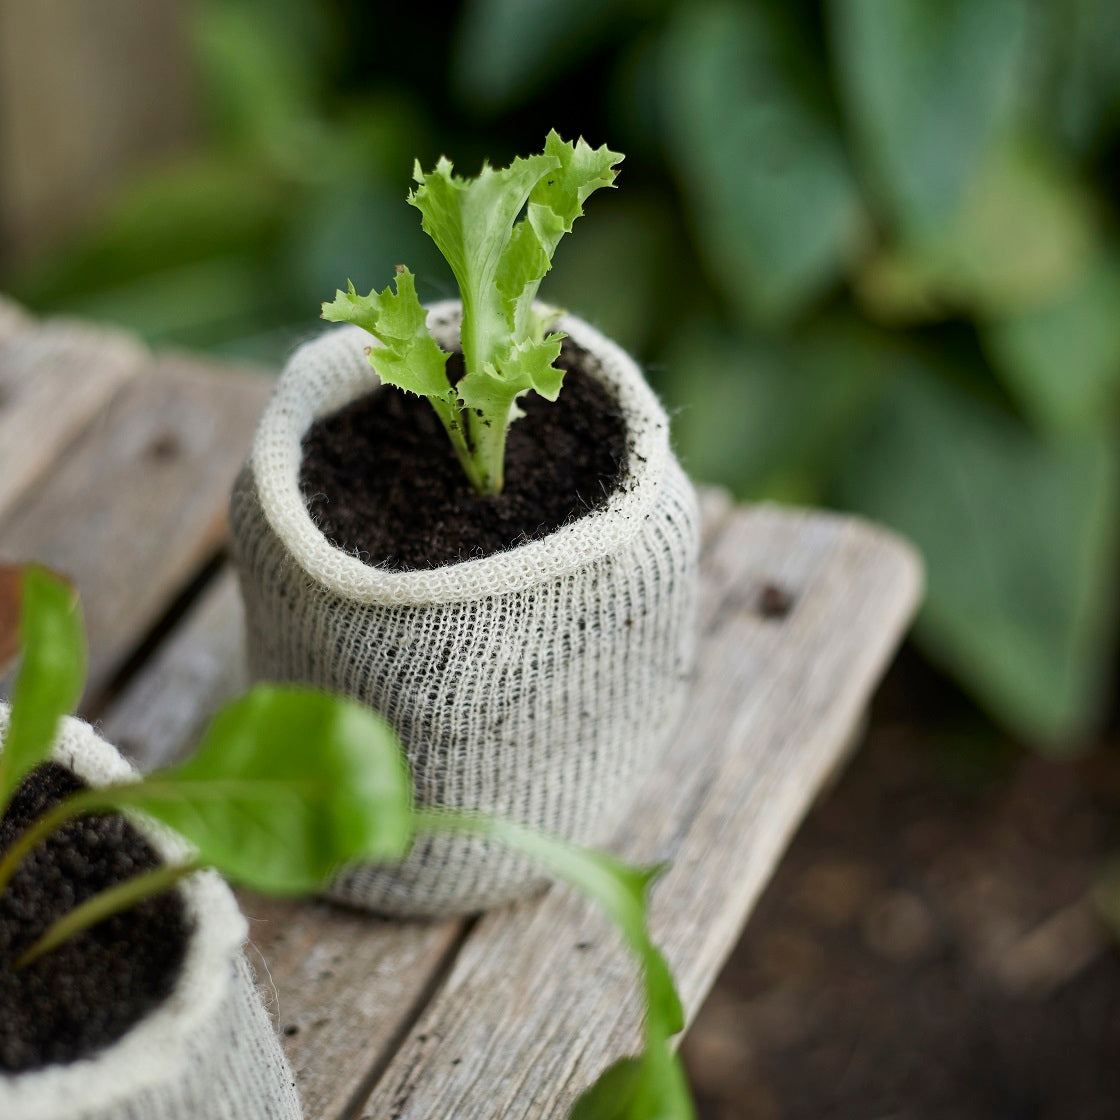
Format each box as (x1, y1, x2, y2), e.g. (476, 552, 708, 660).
(324, 133, 624, 494)
(322, 270, 451, 401)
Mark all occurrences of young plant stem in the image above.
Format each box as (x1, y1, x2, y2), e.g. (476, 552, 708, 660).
(463, 409, 508, 497)
(16, 859, 201, 969)
(430, 397, 490, 495)
(0, 785, 113, 898)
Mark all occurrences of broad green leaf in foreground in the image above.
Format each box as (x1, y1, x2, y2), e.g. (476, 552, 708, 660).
(415, 809, 693, 1119)
(840, 368, 1120, 748)
(0, 566, 87, 809)
(662, 0, 863, 326)
(830, 0, 1028, 234)
(107, 686, 413, 893)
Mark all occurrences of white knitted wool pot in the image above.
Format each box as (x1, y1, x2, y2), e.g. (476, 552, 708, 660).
(229, 302, 701, 917)
(0, 708, 302, 1120)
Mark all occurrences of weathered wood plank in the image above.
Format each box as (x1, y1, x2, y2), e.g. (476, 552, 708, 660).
(0, 315, 148, 518)
(0, 352, 270, 702)
(356, 506, 922, 1120)
(0, 294, 31, 341)
(98, 567, 247, 768)
(96, 491, 738, 1119)
(243, 899, 466, 1120)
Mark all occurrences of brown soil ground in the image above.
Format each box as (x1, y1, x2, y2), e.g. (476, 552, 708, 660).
(682, 651, 1120, 1120)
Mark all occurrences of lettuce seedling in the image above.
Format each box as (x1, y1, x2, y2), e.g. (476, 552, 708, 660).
(0, 564, 693, 1117)
(322, 131, 623, 496)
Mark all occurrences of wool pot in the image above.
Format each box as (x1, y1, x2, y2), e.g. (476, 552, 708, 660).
(229, 303, 701, 917)
(0, 708, 302, 1120)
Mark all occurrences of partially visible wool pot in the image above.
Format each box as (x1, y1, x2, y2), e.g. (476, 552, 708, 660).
(230, 303, 701, 917)
(0, 708, 302, 1120)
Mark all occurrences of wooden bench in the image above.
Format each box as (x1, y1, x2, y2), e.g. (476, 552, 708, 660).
(0, 295, 922, 1119)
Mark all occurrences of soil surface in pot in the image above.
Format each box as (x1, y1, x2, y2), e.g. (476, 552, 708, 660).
(0, 763, 189, 1073)
(300, 344, 629, 569)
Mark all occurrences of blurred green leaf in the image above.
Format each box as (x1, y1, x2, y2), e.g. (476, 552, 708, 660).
(0, 567, 86, 807)
(112, 686, 413, 893)
(545, 195, 672, 357)
(1044, 0, 1120, 151)
(984, 252, 1120, 436)
(286, 181, 448, 311)
(856, 139, 1094, 321)
(663, 313, 899, 500)
(840, 368, 1120, 748)
(830, 0, 1028, 233)
(191, 0, 328, 166)
(451, 0, 616, 112)
(35, 255, 281, 352)
(9, 158, 287, 305)
(661, 0, 864, 325)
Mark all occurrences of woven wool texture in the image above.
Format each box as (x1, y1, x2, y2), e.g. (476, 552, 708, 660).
(230, 304, 701, 916)
(0, 709, 302, 1120)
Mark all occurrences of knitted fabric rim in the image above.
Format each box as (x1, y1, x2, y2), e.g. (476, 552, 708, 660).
(0, 707, 248, 1120)
(250, 301, 672, 607)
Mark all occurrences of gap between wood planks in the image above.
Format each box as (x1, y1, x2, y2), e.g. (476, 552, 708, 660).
(0, 343, 273, 705)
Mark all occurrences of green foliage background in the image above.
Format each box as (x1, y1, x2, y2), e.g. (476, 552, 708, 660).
(5, 0, 1120, 750)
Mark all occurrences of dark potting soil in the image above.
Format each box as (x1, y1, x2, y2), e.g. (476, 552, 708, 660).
(300, 344, 629, 569)
(0, 763, 190, 1073)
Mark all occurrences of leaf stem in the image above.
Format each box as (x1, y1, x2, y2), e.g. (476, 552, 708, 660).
(16, 859, 200, 969)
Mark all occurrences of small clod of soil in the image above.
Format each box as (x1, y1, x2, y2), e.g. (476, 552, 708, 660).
(300, 343, 629, 570)
(0, 763, 190, 1073)
(758, 582, 794, 619)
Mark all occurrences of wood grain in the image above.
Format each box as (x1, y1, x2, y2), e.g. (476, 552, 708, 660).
(0, 314, 147, 518)
(0, 352, 270, 702)
(356, 507, 923, 1120)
